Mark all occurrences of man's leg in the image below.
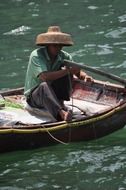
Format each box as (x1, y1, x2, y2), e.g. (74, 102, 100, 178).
(51, 75, 72, 101)
(27, 82, 72, 121)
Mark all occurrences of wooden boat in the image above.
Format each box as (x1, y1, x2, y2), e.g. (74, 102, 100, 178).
(0, 78, 126, 153)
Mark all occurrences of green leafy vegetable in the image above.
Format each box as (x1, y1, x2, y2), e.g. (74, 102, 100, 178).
(0, 99, 24, 109)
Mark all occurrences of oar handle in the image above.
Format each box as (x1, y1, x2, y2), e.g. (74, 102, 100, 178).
(64, 60, 126, 86)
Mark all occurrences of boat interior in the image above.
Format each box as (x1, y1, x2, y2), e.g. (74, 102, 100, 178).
(0, 79, 126, 127)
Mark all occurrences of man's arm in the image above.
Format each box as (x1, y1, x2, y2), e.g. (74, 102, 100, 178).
(39, 66, 93, 82)
(38, 68, 70, 81)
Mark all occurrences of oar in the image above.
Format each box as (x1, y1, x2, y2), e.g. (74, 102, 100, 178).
(64, 59, 126, 86)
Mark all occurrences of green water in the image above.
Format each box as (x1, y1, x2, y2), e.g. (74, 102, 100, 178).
(0, 0, 126, 189)
(0, 131, 126, 190)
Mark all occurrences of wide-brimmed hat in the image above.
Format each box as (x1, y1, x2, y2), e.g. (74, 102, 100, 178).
(36, 26, 74, 46)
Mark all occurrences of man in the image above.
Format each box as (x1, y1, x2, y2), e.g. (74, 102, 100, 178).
(24, 26, 92, 121)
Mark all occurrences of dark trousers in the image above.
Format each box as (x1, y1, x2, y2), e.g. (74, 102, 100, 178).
(27, 75, 72, 119)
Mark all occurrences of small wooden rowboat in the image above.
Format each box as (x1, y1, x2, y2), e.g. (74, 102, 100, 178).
(0, 78, 126, 153)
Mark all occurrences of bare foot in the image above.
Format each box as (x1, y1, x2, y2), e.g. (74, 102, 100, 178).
(59, 109, 72, 121)
(60, 101, 72, 113)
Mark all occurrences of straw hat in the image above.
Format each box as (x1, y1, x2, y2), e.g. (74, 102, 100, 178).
(36, 26, 74, 46)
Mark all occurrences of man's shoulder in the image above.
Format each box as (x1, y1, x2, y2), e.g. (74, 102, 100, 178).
(30, 47, 45, 57)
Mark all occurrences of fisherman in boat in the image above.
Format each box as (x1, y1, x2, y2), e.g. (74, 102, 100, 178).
(24, 26, 93, 121)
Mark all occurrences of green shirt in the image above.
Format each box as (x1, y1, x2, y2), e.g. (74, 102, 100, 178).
(24, 47, 72, 96)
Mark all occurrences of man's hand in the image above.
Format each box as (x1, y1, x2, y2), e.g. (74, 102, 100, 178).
(79, 71, 94, 82)
(69, 66, 80, 75)
(62, 66, 94, 82)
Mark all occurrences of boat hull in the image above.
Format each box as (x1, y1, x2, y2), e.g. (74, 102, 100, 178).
(0, 103, 126, 153)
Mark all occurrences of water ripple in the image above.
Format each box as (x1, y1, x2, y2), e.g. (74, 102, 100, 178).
(105, 27, 126, 38)
(118, 14, 126, 23)
(116, 61, 126, 68)
(96, 44, 113, 55)
(3, 26, 31, 36)
(88, 6, 98, 10)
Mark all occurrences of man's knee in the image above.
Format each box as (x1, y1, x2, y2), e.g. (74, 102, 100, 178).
(39, 82, 48, 89)
(39, 82, 52, 94)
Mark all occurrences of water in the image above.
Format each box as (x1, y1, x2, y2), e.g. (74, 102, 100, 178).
(0, 0, 126, 189)
(0, 131, 126, 190)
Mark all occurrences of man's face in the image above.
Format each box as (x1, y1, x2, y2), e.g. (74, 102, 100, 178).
(47, 44, 63, 57)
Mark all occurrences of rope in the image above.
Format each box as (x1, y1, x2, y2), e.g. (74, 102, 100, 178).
(41, 125, 69, 145)
(66, 104, 87, 115)
(67, 70, 74, 143)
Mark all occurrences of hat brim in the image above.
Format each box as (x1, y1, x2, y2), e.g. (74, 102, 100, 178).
(36, 33, 74, 46)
